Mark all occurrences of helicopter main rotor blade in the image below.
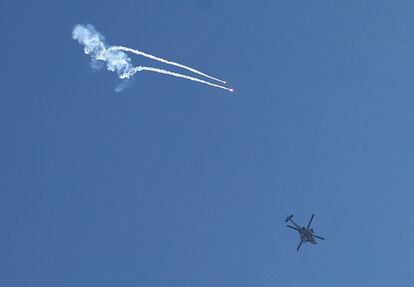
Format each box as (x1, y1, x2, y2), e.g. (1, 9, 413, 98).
(314, 235, 325, 240)
(286, 225, 299, 231)
(296, 240, 303, 251)
(307, 214, 315, 229)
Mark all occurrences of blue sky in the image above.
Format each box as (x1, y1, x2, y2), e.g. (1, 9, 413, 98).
(1, 0, 414, 286)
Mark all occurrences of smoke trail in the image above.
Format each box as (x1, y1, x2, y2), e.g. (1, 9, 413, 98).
(108, 46, 227, 84)
(72, 24, 233, 93)
(121, 66, 233, 92)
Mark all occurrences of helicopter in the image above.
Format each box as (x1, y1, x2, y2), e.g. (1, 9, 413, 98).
(285, 214, 325, 251)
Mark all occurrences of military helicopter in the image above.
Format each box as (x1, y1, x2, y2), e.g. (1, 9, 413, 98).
(285, 214, 325, 251)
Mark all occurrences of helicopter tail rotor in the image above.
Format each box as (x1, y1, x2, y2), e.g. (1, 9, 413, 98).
(285, 214, 293, 222)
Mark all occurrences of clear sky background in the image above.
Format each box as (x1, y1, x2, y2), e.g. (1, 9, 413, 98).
(1, 0, 414, 286)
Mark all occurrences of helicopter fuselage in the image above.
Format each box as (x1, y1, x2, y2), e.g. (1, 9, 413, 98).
(298, 227, 316, 244)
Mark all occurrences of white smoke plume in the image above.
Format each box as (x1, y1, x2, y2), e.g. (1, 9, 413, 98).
(72, 24, 133, 92)
(72, 24, 233, 93)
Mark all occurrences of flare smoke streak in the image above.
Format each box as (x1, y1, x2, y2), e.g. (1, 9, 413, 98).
(108, 46, 227, 84)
